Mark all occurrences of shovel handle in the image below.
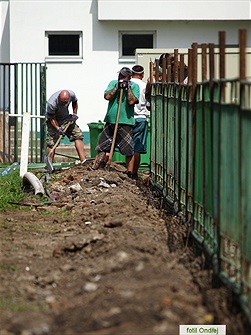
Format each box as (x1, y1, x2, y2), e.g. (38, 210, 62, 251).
(107, 88, 124, 165)
(49, 121, 72, 155)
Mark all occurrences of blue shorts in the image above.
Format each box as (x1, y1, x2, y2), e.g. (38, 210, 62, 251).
(133, 118, 148, 154)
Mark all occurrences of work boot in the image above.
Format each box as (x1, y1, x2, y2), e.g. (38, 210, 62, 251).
(132, 172, 139, 180)
(127, 171, 133, 178)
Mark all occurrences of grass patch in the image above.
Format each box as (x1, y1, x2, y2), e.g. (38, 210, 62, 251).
(0, 170, 25, 211)
(0, 294, 47, 312)
(0, 264, 17, 271)
(0, 170, 50, 212)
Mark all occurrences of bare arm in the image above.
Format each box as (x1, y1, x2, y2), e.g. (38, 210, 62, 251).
(145, 81, 151, 103)
(104, 86, 118, 101)
(127, 87, 138, 105)
(72, 101, 78, 115)
(49, 115, 60, 130)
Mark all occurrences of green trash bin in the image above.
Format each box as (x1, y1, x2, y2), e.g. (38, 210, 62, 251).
(87, 122, 104, 158)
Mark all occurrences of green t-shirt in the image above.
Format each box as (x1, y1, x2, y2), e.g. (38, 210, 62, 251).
(103, 80, 140, 125)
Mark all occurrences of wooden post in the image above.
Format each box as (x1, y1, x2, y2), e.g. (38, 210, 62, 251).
(0, 113, 3, 163)
(0, 112, 9, 163)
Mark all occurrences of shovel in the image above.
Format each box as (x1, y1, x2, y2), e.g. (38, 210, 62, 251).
(45, 120, 72, 173)
(106, 87, 124, 170)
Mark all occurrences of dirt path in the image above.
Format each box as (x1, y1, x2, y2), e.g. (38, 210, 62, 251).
(0, 162, 249, 335)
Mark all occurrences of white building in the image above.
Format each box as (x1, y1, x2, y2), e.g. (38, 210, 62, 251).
(0, 0, 251, 131)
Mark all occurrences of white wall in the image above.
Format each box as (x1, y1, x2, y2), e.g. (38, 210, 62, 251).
(1, 0, 251, 131)
(98, 0, 251, 20)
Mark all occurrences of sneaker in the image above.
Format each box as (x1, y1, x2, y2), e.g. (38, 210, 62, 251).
(75, 159, 87, 165)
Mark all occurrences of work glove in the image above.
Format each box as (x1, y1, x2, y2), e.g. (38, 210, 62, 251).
(57, 127, 65, 136)
(70, 114, 78, 122)
(118, 79, 129, 89)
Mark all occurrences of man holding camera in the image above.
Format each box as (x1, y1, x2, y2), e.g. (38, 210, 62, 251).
(92, 67, 139, 173)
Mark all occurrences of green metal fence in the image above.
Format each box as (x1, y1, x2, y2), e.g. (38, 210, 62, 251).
(148, 28, 251, 323)
(0, 63, 46, 163)
(149, 78, 251, 323)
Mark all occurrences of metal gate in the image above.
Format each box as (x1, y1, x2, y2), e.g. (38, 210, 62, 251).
(0, 63, 46, 163)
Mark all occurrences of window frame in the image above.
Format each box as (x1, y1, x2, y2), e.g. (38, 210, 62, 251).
(45, 31, 83, 63)
(119, 31, 156, 62)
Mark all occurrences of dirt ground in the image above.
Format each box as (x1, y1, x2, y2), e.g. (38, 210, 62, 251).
(0, 161, 250, 335)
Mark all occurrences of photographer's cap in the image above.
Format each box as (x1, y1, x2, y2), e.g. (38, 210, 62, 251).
(119, 67, 132, 76)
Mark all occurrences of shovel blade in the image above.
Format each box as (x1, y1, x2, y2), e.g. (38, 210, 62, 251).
(44, 155, 54, 174)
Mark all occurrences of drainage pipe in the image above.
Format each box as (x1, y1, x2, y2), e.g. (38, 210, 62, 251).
(22, 172, 45, 196)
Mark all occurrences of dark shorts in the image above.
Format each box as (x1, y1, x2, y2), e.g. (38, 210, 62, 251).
(46, 120, 84, 148)
(95, 123, 134, 156)
(133, 118, 148, 154)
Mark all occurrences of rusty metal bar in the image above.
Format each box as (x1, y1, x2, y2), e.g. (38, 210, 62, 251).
(174, 49, 179, 82)
(155, 58, 160, 82)
(167, 56, 171, 82)
(209, 43, 215, 89)
(192, 43, 198, 96)
(188, 49, 192, 86)
(219, 31, 226, 101)
(162, 57, 167, 83)
(239, 29, 246, 81)
(201, 43, 207, 82)
(180, 54, 185, 83)
(219, 31, 226, 80)
(150, 61, 154, 83)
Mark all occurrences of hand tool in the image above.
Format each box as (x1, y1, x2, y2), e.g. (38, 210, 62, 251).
(45, 120, 72, 173)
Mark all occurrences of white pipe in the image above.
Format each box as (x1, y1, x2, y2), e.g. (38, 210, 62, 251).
(22, 172, 45, 196)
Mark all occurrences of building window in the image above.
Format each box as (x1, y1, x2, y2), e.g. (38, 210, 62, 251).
(119, 32, 155, 60)
(45, 32, 82, 61)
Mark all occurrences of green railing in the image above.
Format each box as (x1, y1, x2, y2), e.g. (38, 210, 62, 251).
(149, 79, 251, 323)
(0, 63, 46, 163)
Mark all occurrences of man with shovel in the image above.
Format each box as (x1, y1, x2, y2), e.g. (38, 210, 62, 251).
(92, 67, 139, 174)
(45, 89, 86, 166)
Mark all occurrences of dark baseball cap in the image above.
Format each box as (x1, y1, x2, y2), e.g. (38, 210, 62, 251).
(119, 67, 132, 76)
